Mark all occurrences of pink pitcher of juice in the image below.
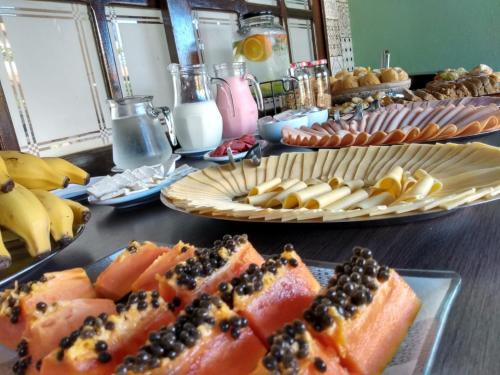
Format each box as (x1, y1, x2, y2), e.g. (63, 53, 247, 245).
(214, 62, 263, 138)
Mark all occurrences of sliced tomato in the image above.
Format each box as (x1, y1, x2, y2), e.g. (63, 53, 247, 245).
(0, 268, 95, 349)
(157, 236, 264, 311)
(95, 241, 168, 300)
(131, 242, 196, 292)
(15, 298, 115, 375)
(40, 291, 174, 375)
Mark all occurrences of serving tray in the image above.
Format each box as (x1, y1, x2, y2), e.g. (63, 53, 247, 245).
(0, 224, 86, 290)
(0, 245, 460, 374)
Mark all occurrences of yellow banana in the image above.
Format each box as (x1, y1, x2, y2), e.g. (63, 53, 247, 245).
(42, 157, 90, 186)
(0, 230, 12, 270)
(0, 151, 69, 190)
(63, 199, 91, 226)
(0, 157, 14, 193)
(31, 189, 74, 245)
(0, 184, 51, 256)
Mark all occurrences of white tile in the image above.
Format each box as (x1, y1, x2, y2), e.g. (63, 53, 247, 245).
(192, 10, 238, 71)
(288, 18, 315, 63)
(106, 6, 173, 109)
(0, 2, 111, 156)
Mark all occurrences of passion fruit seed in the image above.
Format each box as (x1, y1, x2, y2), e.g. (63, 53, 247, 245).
(314, 357, 327, 372)
(35, 302, 47, 313)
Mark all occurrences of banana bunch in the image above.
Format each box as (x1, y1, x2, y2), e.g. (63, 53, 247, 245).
(0, 151, 91, 270)
(0, 151, 89, 190)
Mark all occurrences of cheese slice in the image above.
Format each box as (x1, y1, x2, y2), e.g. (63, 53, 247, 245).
(305, 186, 351, 209)
(372, 166, 404, 196)
(439, 187, 493, 210)
(275, 153, 289, 179)
(248, 177, 282, 196)
(401, 171, 417, 193)
(343, 147, 368, 181)
(283, 183, 331, 208)
(255, 156, 268, 186)
(274, 179, 301, 191)
(353, 192, 394, 209)
(265, 155, 279, 181)
(288, 153, 303, 180)
(311, 150, 329, 178)
(327, 148, 349, 179)
(302, 152, 318, 180)
(304, 178, 325, 186)
(354, 146, 381, 181)
(246, 191, 279, 206)
(321, 150, 338, 179)
(266, 181, 308, 208)
(420, 188, 476, 211)
(398, 171, 442, 202)
(242, 160, 258, 191)
(283, 152, 298, 179)
(325, 189, 369, 210)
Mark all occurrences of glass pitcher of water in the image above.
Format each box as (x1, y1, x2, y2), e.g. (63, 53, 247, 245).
(109, 96, 176, 170)
(169, 63, 234, 151)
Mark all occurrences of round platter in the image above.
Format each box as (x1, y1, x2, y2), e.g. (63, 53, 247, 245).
(162, 143, 500, 225)
(161, 193, 472, 225)
(0, 224, 86, 289)
(280, 126, 500, 150)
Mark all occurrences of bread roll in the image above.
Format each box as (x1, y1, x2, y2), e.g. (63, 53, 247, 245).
(353, 67, 368, 77)
(359, 72, 381, 86)
(335, 69, 350, 79)
(380, 68, 399, 83)
(342, 75, 359, 89)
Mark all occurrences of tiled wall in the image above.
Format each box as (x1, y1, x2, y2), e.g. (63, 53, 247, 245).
(0, 1, 330, 156)
(0, 1, 111, 156)
(323, 0, 354, 73)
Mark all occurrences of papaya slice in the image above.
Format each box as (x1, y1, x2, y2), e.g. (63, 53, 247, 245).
(251, 320, 348, 375)
(219, 245, 320, 343)
(131, 242, 196, 292)
(14, 298, 116, 374)
(0, 268, 95, 349)
(95, 241, 168, 300)
(115, 294, 266, 375)
(303, 247, 421, 375)
(40, 291, 175, 375)
(157, 234, 264, 311)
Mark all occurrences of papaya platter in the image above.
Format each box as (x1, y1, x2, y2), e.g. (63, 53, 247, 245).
(0, 235, 429, 374)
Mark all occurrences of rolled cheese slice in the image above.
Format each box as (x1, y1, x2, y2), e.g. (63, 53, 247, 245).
(265, 181, 308, 208)
(353, 191, 394, 209)
(248, 177, 281, 196)
(372, 166, 403, 196)
(305, 186, 352, 209)
(328, 176, 344, 188)
(274, 179, 300, 192)
(324, 189, 369, 211)
(398, 171, 442, 201)
(245, 191, 279, 206)
(344, 179, 365, 190)
(304, 178, 325, 186)
(401, 171, 417, 193)
(283, 183, 331, 208)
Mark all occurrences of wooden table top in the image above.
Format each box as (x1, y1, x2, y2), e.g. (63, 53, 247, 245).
(20, 138, 500, 375)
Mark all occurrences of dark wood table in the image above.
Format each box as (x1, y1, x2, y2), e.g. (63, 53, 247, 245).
(22, 138, 500, 375)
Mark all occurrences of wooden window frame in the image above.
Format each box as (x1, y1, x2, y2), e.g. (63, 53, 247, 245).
(0, 0, 327, 152)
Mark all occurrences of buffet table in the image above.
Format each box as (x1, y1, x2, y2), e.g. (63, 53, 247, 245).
(18, 139, 500, 375)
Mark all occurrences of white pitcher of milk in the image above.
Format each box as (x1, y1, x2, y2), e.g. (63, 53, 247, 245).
(169, 63, 234, 151)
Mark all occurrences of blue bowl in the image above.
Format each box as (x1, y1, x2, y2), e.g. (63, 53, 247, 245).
(258, 114, 309, 143)
(306, 108, 329, 126)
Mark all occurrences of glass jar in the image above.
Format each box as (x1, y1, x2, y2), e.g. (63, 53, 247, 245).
(233, 11, 291, 85)
(312, 59, 331, 108)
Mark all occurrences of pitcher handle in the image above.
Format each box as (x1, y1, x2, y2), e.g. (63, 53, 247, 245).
(211, 77, 235, 117)
(152, 106, 177, 146)
(246, 73, 264, 111)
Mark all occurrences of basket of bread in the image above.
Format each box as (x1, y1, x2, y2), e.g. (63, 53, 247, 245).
(330, 66, 411, 104)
